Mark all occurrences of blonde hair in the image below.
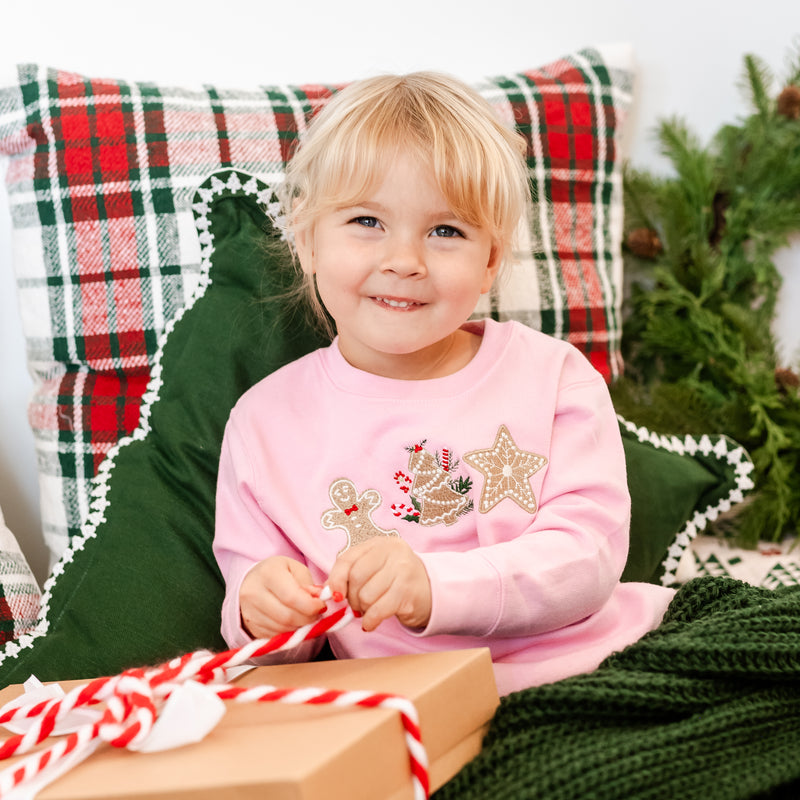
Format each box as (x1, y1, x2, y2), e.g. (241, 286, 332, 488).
(280, 71, 531, 330)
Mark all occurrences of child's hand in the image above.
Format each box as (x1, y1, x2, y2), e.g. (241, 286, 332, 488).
(239, 556, 327, 639)
(327, 538, 432, 632)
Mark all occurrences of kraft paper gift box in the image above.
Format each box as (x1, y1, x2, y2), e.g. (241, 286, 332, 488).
(0, 647, 499, 800)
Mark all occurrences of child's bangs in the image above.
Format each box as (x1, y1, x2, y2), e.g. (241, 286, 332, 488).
(431, 142, 499, 233)
(315, 127, 399, 213)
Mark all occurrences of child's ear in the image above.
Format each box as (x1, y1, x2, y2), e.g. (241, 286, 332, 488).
(293, 226, 315, 275)
(291, 196, 314, 275)
(480, 242, 503, 294)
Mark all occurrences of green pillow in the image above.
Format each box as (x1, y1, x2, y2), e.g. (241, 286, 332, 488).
(0, 171, 325, 684)
(619, 419, 754, 585)
(0, 170, 752, 685)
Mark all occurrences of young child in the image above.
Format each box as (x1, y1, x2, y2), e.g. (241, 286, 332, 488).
(213, 71, 675, 696)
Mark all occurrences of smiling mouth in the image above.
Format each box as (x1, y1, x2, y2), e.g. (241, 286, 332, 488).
(373, 296, 424, 309)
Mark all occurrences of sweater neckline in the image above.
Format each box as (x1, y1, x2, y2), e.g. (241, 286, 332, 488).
(319, 318, 512, 399)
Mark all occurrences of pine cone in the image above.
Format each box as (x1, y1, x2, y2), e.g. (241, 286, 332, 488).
(625, 228, 663, 259)
(775, 367, 800, 394)
(709, 191, 730, 248)
(777, 85, 800, 120)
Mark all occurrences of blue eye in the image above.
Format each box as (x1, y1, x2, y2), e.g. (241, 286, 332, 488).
(431, 225, 463, 238)
(351, 216, 380, 228)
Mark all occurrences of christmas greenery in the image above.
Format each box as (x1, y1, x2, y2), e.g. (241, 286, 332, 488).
(611, 47, 800, 546)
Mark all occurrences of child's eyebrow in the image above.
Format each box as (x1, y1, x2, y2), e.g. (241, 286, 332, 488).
(338, 201, 386, 214)
(339, 200, 463, 222)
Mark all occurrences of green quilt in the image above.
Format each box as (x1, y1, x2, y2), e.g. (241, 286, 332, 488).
(434, 577, 800, 800)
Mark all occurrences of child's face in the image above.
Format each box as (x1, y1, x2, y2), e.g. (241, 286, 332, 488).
(294, 151, 501, 379)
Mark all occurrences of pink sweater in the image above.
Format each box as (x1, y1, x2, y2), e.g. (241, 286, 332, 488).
(214, 319, 675, 695)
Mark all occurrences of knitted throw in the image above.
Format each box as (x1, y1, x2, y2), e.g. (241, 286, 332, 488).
(434, 577, 800, 800)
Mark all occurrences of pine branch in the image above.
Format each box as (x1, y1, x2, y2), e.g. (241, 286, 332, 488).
(738, 54, 774, 117)
(655, 118, 718, 237)
(619, 44, 800, 545)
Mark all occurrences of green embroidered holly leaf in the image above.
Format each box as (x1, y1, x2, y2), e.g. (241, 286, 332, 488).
(451, 475, 473, 495)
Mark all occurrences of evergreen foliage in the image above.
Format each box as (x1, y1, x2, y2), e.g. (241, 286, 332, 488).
(612, 46, 800, 545)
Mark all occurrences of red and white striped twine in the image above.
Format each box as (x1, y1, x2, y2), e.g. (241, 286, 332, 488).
(0, 590, 429, 800)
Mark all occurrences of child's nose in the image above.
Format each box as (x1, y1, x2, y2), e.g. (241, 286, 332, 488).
(380, 237, 427, 278)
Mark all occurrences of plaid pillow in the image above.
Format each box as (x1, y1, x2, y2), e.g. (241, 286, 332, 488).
(0, 507, 40, 645)
(0, 49, 632, 561)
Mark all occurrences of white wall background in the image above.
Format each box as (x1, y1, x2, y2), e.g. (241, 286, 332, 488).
(2, 0, 799, 581)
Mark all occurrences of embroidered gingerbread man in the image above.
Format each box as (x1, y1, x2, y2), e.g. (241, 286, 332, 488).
(321, 478, 400, 554)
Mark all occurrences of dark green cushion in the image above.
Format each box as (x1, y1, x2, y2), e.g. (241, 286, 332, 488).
(0, 170, 752, 684)
(619, 421, 753, 585)
(0, 171, 325, 683)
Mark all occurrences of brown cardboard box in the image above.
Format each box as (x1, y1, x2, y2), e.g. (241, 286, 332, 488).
(0, 647, 499, 799)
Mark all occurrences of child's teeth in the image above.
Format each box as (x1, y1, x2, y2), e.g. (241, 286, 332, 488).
(380, 298, 412, 307)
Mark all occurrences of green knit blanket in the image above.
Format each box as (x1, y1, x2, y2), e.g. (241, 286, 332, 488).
(435, 577, 800, 800)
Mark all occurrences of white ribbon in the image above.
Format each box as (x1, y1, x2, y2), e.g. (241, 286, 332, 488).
(0, 675, 230, 798)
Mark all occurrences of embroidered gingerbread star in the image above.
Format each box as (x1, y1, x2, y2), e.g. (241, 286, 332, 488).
(463, 425, 547, 514)
(321, 478, 400, 554)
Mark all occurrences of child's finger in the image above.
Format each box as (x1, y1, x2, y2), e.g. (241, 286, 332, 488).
(325, 548, 361, 606)
(279, 582, 327, 617)
(268, 564, 327, 617)
(358, 588, 398, 632)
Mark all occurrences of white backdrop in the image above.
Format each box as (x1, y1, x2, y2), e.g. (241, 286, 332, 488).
(1, 0, 799, 580)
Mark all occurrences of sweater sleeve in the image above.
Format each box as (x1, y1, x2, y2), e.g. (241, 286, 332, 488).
(418, 365, 630, 639)
(213, 414, 323, 664)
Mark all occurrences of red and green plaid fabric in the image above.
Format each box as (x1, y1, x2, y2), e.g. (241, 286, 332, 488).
(0, 513, 41, 645)
(0, 49, 631, 559)
(474, 52, 628, 377)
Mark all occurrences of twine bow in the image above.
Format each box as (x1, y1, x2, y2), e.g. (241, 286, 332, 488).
(0, 590, 429, 800)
